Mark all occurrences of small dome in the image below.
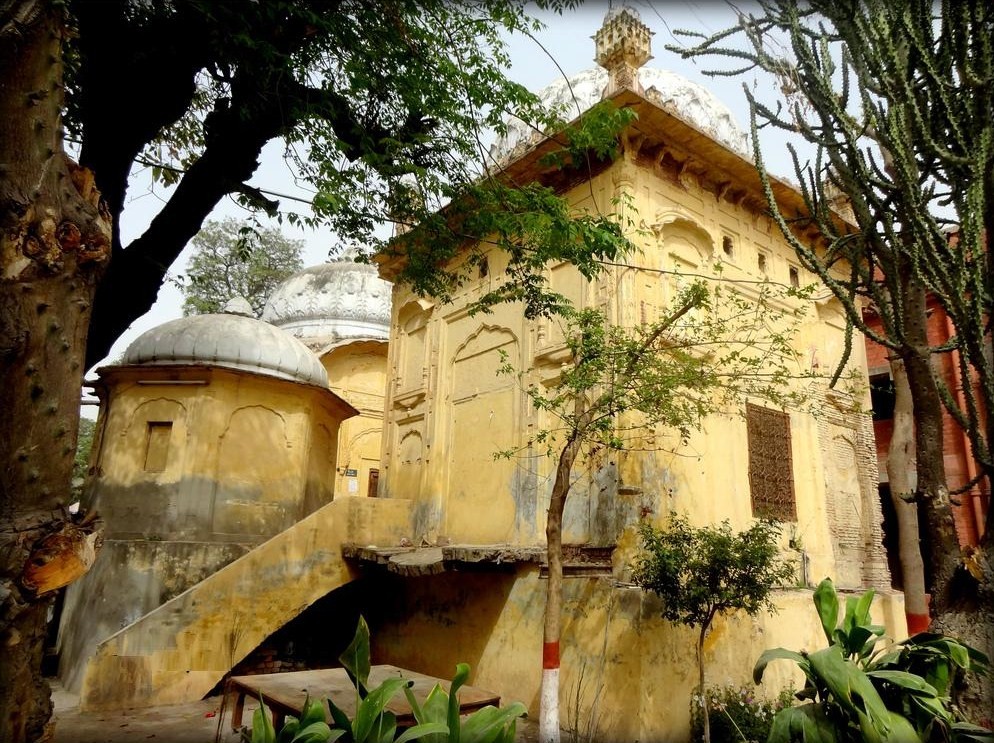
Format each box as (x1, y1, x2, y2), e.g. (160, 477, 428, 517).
(262, 258, 392, 345)
(122, 314, 329, 388)
(490, 67, 749, 163)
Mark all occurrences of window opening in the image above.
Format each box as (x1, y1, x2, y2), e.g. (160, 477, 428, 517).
(722, 236, 734, 259)
(789, 266, 800, 288)
(870, 373, 896, 421)
(144, 421, 172, 472)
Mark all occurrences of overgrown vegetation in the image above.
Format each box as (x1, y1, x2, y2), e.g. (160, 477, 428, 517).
(631, 516, 796, 743)
(690, 684, 795, 743)
(755, 578, 993, 742)
(249, 618, 524, 743)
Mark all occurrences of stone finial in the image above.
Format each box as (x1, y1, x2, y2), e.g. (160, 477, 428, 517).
(221, 296, 255, 317)
(594, 4, 653, 97)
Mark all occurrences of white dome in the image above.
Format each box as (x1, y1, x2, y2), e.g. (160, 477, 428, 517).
(122, 313, 329, 388)
(490, 66, 749, 164)
(262, 259, 392, 345)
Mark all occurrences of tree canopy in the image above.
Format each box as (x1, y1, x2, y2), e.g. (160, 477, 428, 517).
(179, 218, 303, 317)
(68, 0, 632, 368)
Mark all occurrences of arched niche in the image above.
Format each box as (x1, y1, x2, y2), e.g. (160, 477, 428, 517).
(396, 300, 432, 392)
(119, 397, 188, 480)
(450, 324, 519, 401)
(212, 405, 297, 536)
(652, 213, 715, 266)
(444, 323, 520, 542)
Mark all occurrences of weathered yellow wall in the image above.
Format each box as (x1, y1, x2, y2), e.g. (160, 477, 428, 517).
(321, 340, 388, 498)
(59, 365, 357, 694)
(79, 497, 412, 711)
(380, 155, 888, 590)
(369, 569, 906, 743)
(88, 366, 353, 539)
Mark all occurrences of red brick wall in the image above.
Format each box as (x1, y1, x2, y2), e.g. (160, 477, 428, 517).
(864, 297, 989, 547)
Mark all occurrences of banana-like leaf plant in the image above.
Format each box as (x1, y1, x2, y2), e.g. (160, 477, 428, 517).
(755, 578, 993, 743)
(250, 617, 521, 743)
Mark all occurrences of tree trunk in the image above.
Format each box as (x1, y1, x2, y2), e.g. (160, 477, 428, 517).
(886, 357, 929, 633)
(0, 4, 110, 741)
(898, 282, 960, 613)
(697, 623, 710, 743)
(540, 434, 580, 743)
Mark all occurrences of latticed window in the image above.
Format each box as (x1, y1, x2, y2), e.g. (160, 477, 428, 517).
(746, 403, 796, 521)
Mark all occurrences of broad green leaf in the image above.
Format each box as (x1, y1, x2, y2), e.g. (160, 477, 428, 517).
(352, 678, 411, 743)
(370, 710, 396, 743)
(291, 721, 334, 743)
(813, 578, 839, 644)
(866, 670, 937, 697)
(277, 718, 300, 743)
(878, 710, 921, 742)
(768, 704, 839, 743)
(299, 697, 327, 727)
(808, 646, 891, 738)
(253, 698, 277, 743)
(460, 703, 527, 743)
(327, 697, 353, 737)
(754, 647, 808, 684)
(340, 617, 372, 695)
(394, 722, 450, 743)
(952, 722, 994, 742)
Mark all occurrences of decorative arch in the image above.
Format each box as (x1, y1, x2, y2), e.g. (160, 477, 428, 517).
(450, 324, 519, 401)
(653, 214, 715, 265)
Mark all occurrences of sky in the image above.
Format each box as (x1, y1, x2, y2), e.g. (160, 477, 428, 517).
(87, 0, 792, 399)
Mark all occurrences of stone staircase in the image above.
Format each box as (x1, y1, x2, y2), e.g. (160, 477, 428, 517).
(78, 497, 411, 711)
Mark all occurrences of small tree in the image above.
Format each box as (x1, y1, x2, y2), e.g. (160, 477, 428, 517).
(631, 515, 796, 743)
(498, 275, 814, 743)
(179, 218, 304, 317)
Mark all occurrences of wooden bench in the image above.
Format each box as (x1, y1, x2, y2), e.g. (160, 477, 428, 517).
(227, 664, 502, 732)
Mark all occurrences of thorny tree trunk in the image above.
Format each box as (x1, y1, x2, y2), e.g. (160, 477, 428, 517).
(0, 3, 109, 741)
(886, 357, 929, 633)
(897, 281, 960, 612)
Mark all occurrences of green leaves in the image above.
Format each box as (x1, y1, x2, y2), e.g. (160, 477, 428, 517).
(758, 578, 994, 742)
(252, 618, 525, 743)
(633, 515, 796, 630)
(339, 616, 373, 697)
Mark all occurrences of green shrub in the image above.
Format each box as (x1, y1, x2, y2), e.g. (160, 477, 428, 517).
(690, 685, 795, 743)
(755, 578, 994, 742)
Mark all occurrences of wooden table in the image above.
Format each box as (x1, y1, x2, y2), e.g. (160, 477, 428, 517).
(227, 665, 501, 731)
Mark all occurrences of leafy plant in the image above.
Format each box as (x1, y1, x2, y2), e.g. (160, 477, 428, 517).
(632, 515, 795, 743)
(249, 617, 523, 743)
(402, 662, 526, 743)
(755, 578, 994, 742)
(690, 685, 795, 743)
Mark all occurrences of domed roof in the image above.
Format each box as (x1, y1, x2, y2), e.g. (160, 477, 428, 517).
(490, 66, 749, 164)
(261, 257, 392, 345)
(121, 313, 329, 388)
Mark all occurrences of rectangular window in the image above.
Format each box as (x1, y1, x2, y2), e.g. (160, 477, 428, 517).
(746, 404, 796, 520)
(367, 469, 379, 498)
(789, 266, 800, 288)
(144, 421, 172, 472)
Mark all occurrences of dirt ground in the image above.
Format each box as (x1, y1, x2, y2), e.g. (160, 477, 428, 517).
(49, 682, 542, 743)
